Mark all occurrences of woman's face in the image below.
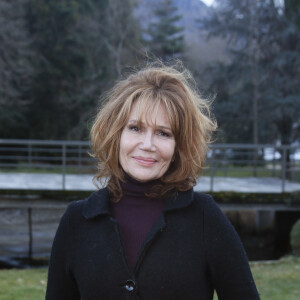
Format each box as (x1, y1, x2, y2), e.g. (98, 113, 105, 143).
(119, 102, 176, 182)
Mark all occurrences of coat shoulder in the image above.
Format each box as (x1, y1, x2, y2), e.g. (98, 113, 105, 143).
(193, 191, 214, 201)
(59, 197, 88, 227)
(192, 191, 215, 207)
(191, 191, 225, 219)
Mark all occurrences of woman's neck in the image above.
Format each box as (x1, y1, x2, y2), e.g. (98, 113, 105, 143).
(120, 173, 161, 199)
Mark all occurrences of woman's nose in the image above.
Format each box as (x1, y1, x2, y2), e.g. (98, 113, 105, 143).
(139, 131, 155, 151)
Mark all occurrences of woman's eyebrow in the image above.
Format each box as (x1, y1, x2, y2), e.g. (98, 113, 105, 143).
(128, 120, 172, 131)
(156, 125, 172, 131)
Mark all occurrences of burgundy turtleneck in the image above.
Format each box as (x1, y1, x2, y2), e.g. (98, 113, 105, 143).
(111, 175, 164, 270)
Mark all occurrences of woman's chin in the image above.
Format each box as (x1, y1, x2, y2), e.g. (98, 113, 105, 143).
(127, 171, 159, 182)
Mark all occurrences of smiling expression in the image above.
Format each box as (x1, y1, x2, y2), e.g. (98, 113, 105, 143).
(119, 102, 176, 182)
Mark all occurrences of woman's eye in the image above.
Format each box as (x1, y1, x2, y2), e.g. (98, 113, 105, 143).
(158, 131, 170, 137)
(129, 125, 140, 132)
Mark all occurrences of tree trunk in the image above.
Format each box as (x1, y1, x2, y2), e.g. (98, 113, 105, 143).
(249, 1, 259, 177)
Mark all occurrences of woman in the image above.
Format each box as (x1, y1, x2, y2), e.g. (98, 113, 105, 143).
(46, 63, 260, 300)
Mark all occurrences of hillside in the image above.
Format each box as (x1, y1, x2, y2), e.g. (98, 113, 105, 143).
(135, 0, 228, 64)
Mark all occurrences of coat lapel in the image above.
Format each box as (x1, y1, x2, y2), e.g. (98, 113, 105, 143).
(82, 188, 111, 219)
(81, 187, 195, 275)
(134, 188, 194, 274)
(82, 187, 194, 219)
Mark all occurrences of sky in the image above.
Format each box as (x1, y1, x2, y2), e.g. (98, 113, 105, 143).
(201, 0, 214, 6)
(201, 0, 284, 7)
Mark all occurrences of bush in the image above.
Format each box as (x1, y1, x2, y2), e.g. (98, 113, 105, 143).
(290, 219, 300, 257)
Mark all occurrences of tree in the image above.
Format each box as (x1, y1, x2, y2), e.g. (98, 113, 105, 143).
(202, 0, 300, 146)
(102, 0, 143, 78)
(148, 0, 184, 61)
(26, 0, 110, 139)
(260, 8, 300, 179)
(0, 0, 34, 138)
(259, 10, 300, 146)
(285, 0, 300, 29)
(1, 0, 145, 140)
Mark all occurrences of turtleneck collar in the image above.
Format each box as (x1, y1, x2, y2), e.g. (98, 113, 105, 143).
(120, 172, 161, 199)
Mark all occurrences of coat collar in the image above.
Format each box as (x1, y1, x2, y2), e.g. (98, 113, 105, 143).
(82, 187, 194, 220)
(163, 188, 194, 212)
(82, 188, 111, 219)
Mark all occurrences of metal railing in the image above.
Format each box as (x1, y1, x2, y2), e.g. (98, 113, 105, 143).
(206, 143, 300, 192)
(0, 139, 299, 192)
(0, 139, 94, 190)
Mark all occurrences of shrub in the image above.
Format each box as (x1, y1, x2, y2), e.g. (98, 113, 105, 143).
(290, 219, 300, 257)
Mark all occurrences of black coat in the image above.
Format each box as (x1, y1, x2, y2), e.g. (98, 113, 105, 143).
(46, 188, 260, 300)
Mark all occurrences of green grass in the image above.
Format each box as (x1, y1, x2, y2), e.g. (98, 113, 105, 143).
(0, 166, 95, 174)
(202, 165, 300, 182)
(203, 167, 276, 178)
(0, 268, 47, 300)
(0, 256, 299, 300)
(214, 256, 300, 300)
(203, 165, 299, 178)
(2, 163, 300, 182)
(251, 256, 300, 300)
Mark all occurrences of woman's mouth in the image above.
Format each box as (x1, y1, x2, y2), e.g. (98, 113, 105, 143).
(133, 157, 156, 166)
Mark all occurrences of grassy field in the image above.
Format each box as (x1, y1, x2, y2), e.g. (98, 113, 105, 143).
(3, 167, 300, 182)
(0, 268, 47, 300)
(0, 256, 299, 300)
(250, 256, 300, 300)
(2, 163, 300, 183)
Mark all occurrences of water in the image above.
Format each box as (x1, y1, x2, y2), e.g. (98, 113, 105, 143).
(0, 201, 65, 266)
(0, 199, 298, 268)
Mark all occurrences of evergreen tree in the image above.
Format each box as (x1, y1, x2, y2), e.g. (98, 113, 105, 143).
(202, 0, 300, 146)
(1, 0, 144, 139)
(260, 7, 300, 145)
(148, 0, 184, 61)
(285, 0, 300, 29)
(0, 0, 34, 138)
(26, 0, 110, 139)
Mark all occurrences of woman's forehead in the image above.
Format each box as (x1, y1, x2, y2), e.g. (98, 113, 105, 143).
(128, 100, 172, 129)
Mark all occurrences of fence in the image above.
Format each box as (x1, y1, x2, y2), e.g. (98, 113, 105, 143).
(0, 202, 65, 262)
(207, 144, 300, 192)
(0, 139, 299, 193)
(0, 140, 300, 261)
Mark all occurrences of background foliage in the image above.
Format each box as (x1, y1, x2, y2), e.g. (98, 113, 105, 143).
(0, 0, 299, 144)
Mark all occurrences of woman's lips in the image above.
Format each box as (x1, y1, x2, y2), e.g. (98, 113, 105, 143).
(133, 157, 156, 166)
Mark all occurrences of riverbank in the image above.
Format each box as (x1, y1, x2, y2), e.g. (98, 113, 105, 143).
(1, 191, 300, 261)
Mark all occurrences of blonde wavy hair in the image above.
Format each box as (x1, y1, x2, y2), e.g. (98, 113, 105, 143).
(90, 62, 217, 202)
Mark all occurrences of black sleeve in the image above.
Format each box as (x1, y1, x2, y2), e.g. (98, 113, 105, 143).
(203, 195, 260, 300)
(45, 203, 81, 300)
